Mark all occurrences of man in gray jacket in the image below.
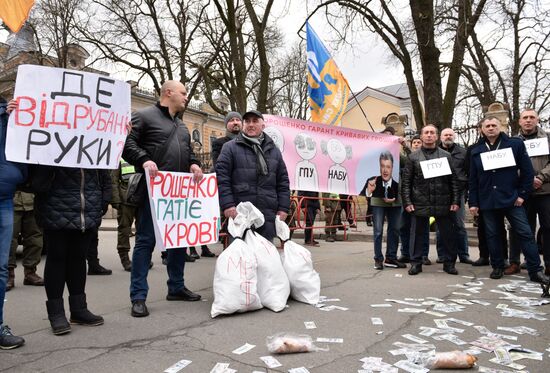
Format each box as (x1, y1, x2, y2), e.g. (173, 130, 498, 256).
(507, 109, 550, 275)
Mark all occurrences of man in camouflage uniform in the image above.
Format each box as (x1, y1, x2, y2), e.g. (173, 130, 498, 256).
(323, 193, 342, 242)
(7, 191, 43, 290)
(111, 159, 138, 271)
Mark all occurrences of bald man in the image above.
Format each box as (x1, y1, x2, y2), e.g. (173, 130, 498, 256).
(123, 80, 204, 317)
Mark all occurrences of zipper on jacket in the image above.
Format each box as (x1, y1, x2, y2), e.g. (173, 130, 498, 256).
(80, 169, 86, 232)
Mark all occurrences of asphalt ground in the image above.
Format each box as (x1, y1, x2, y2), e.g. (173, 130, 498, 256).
(2, 227, 550, 373)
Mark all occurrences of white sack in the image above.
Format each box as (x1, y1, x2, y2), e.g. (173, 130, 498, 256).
(276, 216, 321, 305)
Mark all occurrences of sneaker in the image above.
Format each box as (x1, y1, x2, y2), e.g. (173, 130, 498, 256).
(384, 258, 406, 268)
(374, 260, 384, 270)
(0, 325, 25, 350)
(325, 235, 335, 243)
(422, 257, 432, 265)
(504, 263, 520, 275)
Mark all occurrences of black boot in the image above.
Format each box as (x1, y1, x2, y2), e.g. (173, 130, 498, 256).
(443, 262, 458, 275)
(200, 245, 216, 257)
(119, 253, 132, 272)
(189, 247, 200, 259)
(88, 260, 113, 275)
(69, 294, 104, 326)
(46, 299, 71, 335)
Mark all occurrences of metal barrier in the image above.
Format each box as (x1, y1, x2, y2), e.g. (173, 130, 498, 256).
(217, 195, 359, 246)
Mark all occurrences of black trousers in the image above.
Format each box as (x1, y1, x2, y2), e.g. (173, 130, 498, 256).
(410, 215, 457, 264)
(44, 229, 94, 300)
(304, 206, 318, 243)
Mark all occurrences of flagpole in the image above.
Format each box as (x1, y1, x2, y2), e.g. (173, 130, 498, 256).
(345, 81, 375, 132)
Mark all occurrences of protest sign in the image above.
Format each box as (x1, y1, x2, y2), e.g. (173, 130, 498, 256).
(263, 115, 400, 195)
(7, 64, 130, 169)
(145, 170, 220, 250)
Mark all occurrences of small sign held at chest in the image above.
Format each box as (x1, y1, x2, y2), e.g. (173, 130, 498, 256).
(524, 137, 549, 157)
(480, 148, 516, 171)
(420, 157, 452, 179)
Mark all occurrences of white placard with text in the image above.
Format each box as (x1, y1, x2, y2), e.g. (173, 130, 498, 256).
(481, 148, 516, 171)
(524, 137, 549, 157)
(420, 157, 452, 179)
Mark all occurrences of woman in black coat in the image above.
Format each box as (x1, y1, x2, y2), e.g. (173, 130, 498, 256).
(32, 166, 111, 335)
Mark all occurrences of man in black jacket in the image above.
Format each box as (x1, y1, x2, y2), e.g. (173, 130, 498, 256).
(436, 128, 473, 264)
(211, 111, 242, 167)
(122, 80, 204, 317)
(402, 125, 460, 276)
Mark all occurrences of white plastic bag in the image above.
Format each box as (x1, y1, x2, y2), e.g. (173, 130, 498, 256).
(276, 217, 321, 305)
(239, 203, 290, 312)
(211, 214, 263, 318)
(266, 332, 327, 354)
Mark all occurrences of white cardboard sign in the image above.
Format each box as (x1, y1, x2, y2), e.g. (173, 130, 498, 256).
(420, 157, 452, 179)
(7, 65, 130, 169)
(481, 148, 516, 171)
(524, 137, 549, 157)
(145, 170, 220, 250)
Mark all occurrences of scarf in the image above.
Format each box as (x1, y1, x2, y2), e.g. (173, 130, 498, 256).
(242, 132, 268, 176)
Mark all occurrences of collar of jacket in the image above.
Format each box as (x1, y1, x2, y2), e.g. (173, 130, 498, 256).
(439, 142, 455, 153)
(155, 101, 179, 120)
(518, 127, 543, 140)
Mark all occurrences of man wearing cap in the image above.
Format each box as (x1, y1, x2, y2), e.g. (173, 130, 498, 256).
(216, 110, 290, 240)
(211, 112, 242, 167)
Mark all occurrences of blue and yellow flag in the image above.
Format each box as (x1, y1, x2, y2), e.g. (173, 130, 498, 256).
(306, 22, 350, 126)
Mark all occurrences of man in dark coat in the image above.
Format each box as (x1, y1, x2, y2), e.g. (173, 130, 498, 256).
(216, 110, 290, 241)
(401, 124, 460, 276)
(469, 116, 549, 284)
(211, 111, 242, 167)
(122, 80, 204, 317)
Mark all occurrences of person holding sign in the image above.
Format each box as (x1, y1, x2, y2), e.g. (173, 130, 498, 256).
(216, 110, 290, 241)
(0, 98, 26, 349)
(468, 116, 549, 284)
(401, 125, 460, 276)
(122, 81, 203, 318)
(360, 151, 405, 270)
(507, 110, 550, 276)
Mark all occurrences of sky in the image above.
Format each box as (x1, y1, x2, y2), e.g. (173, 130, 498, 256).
(273, 1, 405, 93)
(0, 1, 405, 94)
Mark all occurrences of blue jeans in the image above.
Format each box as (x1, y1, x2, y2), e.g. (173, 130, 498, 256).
(372, 206, 401, 261)
(130, 201, 186, 301)
(436, 195, 469, 260)
(483, 206, 542, 276)
(400, 210, 429, 258)
(0, 198, 14, 325)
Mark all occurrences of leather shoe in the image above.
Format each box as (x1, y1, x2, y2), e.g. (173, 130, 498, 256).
(443, 263, 458, 275)
(200, 246, 217, 257)
(408, 264, 422, 275)
(530, 271, 550, 285)
(166, 287, 202, 301)
(24, 270, 44, 286)
(490, 268, 504, 279)
(131, 300, 149, 317)
(422, 257, 432, 265)
(189, 248, 200, 260)
(397, 255, 410, 263)
(436, 257, 444, 264)
(504, 263, 520, 275)
(472, 257, 490, 266)
(459, 257, 474, 265)
(184, 252, 195, 262)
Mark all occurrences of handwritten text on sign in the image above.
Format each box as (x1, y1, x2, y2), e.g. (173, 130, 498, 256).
(146, 170, 220, 250)
(420, 157, 452, 179)
(480, 148, 516, 171)
(7, 65, 130, 169)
